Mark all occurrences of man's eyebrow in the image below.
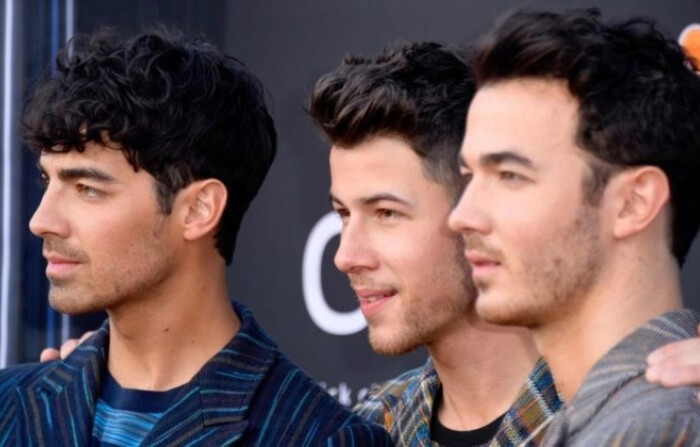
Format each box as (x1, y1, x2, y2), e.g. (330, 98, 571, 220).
(56, 167, 116, 183)
(480, 151, 535, 169)
(361, 193, 413, 207)
(329, 192, 413, 207)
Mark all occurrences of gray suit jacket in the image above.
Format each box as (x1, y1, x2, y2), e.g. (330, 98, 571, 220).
(543, 309, 700, 446)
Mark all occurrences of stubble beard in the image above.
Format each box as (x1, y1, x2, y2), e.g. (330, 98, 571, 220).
(47, 215, 174, 316)
(367, 238, 476, 356)
(475, 205, 604, 328)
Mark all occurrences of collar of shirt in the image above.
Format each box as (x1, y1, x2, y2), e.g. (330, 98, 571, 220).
(359, 356, 562, 446)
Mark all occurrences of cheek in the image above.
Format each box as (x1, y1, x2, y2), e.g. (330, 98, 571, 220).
(497, 188, 577, 235)
(83, 209, 163, 255)
(404, 229, 460, 277)
(376, 227, 436, 274)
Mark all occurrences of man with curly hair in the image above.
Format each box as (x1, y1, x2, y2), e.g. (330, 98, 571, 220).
(0, 28, 391, 446)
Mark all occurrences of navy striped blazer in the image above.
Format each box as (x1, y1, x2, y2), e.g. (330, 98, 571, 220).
(0, 302, 392, 446)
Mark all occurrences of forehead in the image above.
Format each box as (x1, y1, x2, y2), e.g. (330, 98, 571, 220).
(463, 79, 580, 164)
(39, 142, 133, 173)
(329, 136, 448, 198)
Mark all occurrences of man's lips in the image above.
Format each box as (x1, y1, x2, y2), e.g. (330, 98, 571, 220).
(465, 252, 501, 278)
(354, 288, 396, 302)
(44, 253, 82, 277)
(353, 288, 397, 317)
(465, 252, 500, 265)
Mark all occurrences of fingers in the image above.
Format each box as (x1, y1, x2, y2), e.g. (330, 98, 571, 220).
(78, 331, 95, 344)
(59, 338, 81, 360)
(59, 331, 94, 359)
(38, 331, 95, 362)
(647, 336, 700, 366)
(39, 348, 61, 363)
(646, 326, 700, 398)
(646, 363, 700, 387)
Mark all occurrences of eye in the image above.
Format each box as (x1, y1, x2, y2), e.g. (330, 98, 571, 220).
(375, 208, 401, 220)
(333, 207, 350, 221)
(460, 171, 473, 185)
(498, 170, 527, 184)
(76, 184, 104, 199)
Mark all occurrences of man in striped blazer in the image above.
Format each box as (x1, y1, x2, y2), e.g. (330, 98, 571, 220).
(0, 28, 391, 446)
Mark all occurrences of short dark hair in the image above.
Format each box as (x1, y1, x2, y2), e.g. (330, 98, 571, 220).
(474, 8, 700, 264)
(23, 27, 277, 264)
(308, 41, 476, 197)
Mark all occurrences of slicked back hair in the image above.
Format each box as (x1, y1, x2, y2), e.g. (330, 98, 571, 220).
(23, 27, 277, 265)
(309, 41, 476, 199)
(474, 8, 700, 265)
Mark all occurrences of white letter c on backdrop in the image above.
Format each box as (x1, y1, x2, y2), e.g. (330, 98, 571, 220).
(302, 212, 366, 335)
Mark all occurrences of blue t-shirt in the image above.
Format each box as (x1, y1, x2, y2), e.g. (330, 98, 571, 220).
(92, 371, 185, 446)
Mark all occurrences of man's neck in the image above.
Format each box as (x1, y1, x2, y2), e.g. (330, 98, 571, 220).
(106, 263, 239, 391)
(428, 313, 539, 430)
(533, 249, 683, 403)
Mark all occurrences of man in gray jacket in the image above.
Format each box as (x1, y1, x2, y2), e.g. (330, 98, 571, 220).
(449, 9, 700, 445)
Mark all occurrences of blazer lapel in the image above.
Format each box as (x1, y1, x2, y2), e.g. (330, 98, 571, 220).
(15, 325, 109, 447)
(146, 303, 278, 446)
(144, 382, 251, 447)
(143, 358, 264, 446)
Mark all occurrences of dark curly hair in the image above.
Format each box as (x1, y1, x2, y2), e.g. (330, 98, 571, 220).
(474, 8, 700, 265)
(23, 27, 277, 265)
(308, 41, 476, 198)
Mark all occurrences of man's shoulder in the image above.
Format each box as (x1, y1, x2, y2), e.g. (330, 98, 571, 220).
(364, 363, 428, 401)
(577, 377, 700, 446)
(0, 361, 60, 441)
(244, 352, 391, 445)
(598, 375, 700, 419)
(353, 362, 433, 426)
(260, 351, 349, 410)
(0, 361, 56, 396)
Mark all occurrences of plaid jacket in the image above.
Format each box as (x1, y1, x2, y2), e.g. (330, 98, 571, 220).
(354, 358, 561, 446)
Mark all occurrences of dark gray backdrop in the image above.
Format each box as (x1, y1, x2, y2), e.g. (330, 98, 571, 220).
(3, 0, 699, 407)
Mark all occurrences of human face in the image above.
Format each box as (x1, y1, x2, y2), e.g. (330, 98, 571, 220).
(330, 136, 474, 355)
(29, 142, 178, 315)
(448, 79, 605, 328)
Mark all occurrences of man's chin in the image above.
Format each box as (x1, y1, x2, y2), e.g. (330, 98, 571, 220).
(475, 294, 529, 327)
(49, 296, 101, 316)
(476, 304, 546, 330)
(367, 327, 422, 356)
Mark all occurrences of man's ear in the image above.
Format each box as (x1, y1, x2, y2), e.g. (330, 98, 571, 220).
(610, 166, 670, 240)
(177, 179, 228, 242)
